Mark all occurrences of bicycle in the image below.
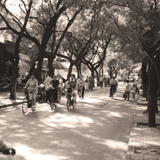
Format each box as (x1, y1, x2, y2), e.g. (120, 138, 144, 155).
(67, 88, 76, 111)
(49, 89, 57, 112)
(22, 88, 37, 114)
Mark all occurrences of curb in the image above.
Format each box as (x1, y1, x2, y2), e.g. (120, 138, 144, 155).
(125, 113, 137, 160)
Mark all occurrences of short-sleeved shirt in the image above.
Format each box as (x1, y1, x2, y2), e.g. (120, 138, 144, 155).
(109, 79, 117, 85)
(50, 79, 59, 89)
(125, 83, 132, 91)
(25, 78, 38, 93)
(44, 76, 53, 91)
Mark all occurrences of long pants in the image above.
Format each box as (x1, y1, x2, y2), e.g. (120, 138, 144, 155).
(49, 89, 58, 103)
(125, 91, 130, 100)
(82, 86, 85, 99)
(100, 81, 103, 88)
(85, 83, 89, 90)
(46, 90, 50, 102)
(110, 85, 116, 96)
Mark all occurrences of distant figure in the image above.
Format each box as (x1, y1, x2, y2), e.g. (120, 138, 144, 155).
(44, 73, 53, 103)
(109, 77, 117, 97)
(85, 76, 89, 91)
(124, 80, 132, 101)
(100, 76, 103, 88)
(131, 84, 137, 100)
(77, 75, 85, 100)
(104, 77, 108, 89)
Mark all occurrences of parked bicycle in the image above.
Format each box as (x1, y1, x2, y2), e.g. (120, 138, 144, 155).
(22, 88, 37, 114)
(67, 88, 76, 111)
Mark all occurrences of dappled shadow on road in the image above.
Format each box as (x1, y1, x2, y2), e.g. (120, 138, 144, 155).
(0, 87, 136, 160)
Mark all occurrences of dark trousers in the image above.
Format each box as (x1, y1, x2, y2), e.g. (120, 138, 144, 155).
(125, 91, 130, 100)
(82, 86, 85, 98)
(100, 81, 103, 88)
(46, 90, 50, 102)
(49, 89, 58, 103)
(110, 85, 116, 96)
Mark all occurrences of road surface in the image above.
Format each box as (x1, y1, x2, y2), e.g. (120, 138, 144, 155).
(0, 82, 137, 160)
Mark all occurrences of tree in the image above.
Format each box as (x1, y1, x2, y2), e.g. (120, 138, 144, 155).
(110, 0, 160, 127)
(0, 0, 33, 99)
(0, 0, 91, 81)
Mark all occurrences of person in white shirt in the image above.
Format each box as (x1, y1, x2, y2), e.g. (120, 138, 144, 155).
(77, 75, 85, 100)
(44, 73, 53, 103)
(125, 80, 132, 101)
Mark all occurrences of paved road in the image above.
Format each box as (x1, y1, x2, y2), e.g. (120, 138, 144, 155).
(0, 83, 136, 160)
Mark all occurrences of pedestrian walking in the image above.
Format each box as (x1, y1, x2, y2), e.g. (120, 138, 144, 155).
(89, 77, 94, 90)
(104, 77, 108, 89)
(130, 84, 137, 100)
(77, 75, 85, 100)
(100, 75, 103, 88)
(44, 73, 53, 103)
(124, 80, 132, 101)
(109, 77, 117, 97)
(85, 76, 89, 91)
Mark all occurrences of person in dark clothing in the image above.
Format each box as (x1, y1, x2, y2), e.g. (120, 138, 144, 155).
(49, 75, 59, 103)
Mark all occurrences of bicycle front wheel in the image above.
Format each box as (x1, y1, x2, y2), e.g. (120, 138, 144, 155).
(22, 97, 28, 114)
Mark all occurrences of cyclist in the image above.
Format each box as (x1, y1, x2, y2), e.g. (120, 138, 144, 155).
(77, 75, 85, 101)
(109, 77, 117, 97)
(24, 73, 38, 107)
(48, 75, 59, 109)
(65, 74, 77, 102)
(0, 140, 16, 155)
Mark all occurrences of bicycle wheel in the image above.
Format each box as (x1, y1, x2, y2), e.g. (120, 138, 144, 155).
(22, 97, 28, 114)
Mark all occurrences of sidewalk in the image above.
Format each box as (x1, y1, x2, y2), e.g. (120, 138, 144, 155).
(0, 91, 25, 108)
(126, 104, 160, 160)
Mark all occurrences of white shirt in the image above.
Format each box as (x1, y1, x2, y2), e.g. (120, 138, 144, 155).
(44, 76, 53, 91)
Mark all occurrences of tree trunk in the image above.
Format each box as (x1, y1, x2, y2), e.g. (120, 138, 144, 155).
(48, 57, 54, 75)
(95, 69, 99, 86)
(10, 61, 18, 99)
(142, 59, 147, 97)
(0, 50, 4, 79)
(148, 65, 158, 127)
(67, 63, 73, 80)
(36, 47, 45, 82)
